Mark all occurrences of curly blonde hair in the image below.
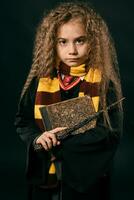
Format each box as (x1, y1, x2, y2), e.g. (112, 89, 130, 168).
(21, 1, 123, 129)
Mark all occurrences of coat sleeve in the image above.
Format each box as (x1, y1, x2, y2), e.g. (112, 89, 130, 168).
(14, 78, 49, 185)
(61, 81, 123, 193)
(15, 78, 41, 145)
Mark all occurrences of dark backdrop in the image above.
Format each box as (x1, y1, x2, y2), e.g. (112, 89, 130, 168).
(1, 0, 134, 199)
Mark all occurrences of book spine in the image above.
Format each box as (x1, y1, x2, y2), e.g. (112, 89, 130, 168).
(39, 107, 52, 131)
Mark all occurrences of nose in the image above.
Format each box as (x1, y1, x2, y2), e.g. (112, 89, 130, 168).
(68, 43, 78, 55)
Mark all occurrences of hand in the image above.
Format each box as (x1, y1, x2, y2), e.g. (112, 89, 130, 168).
(35, 127, 66, 151)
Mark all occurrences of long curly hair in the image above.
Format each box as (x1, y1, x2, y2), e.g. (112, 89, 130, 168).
(21, 1, 123, 129)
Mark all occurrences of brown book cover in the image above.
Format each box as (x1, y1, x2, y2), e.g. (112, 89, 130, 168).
(39, 95, 97, 136)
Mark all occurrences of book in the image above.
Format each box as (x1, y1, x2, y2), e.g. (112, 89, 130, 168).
(39, 95, 96, 137)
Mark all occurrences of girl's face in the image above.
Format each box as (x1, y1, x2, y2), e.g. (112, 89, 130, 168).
(56, 18, 90, 67)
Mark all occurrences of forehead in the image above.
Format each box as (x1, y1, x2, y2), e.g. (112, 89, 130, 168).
(57, 18, 86, 38)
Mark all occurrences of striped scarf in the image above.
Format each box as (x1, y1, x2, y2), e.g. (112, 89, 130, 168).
(34, 64, 101, 175)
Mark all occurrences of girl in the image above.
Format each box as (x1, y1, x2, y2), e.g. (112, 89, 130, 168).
(15, 2, 123, 200)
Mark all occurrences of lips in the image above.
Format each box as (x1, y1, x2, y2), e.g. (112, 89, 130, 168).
(66, 58, 79, 61)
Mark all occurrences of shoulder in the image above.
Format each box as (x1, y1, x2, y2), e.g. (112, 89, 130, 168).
(29, 76, 39, 90)
(20, 77, 39, 105)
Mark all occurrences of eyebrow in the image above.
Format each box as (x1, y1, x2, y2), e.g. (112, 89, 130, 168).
(57, 35, 87, 40)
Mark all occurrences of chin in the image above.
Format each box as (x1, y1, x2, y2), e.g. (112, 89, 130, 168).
(65, 62, 81, 67)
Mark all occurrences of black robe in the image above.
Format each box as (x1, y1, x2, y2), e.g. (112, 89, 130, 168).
(14, 77, 123, 196)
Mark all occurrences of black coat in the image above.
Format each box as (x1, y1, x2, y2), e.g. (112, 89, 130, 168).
(15, 77, 123, 193)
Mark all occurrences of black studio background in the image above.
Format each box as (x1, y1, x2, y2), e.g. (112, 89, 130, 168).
(0, 0, 134, 199)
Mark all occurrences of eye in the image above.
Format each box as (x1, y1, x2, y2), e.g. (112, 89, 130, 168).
(75, 38, 86, 45)
(57, 39, 67, 46)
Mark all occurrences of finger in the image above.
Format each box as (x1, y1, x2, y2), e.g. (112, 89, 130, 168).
(36, 136, 51, 150)
(44, 137, 53, 149)
(48, 130, 62, 146)
(42, 131, 57, 147)
(48, 133, 57, 146)
(52, 127, 67, 133)
(49, 134, 60, 146)
(45, 131, 59, 147)
(38, 138, 49, 151)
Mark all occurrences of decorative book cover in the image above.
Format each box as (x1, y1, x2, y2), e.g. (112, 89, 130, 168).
(39, 95, 97, 136)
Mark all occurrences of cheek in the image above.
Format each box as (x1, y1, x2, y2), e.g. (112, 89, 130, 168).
(56, 46, 65, 60)
(80, 46, 89, 56)
(82, 45, 90, 56)
(56, 46, 61, 57)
